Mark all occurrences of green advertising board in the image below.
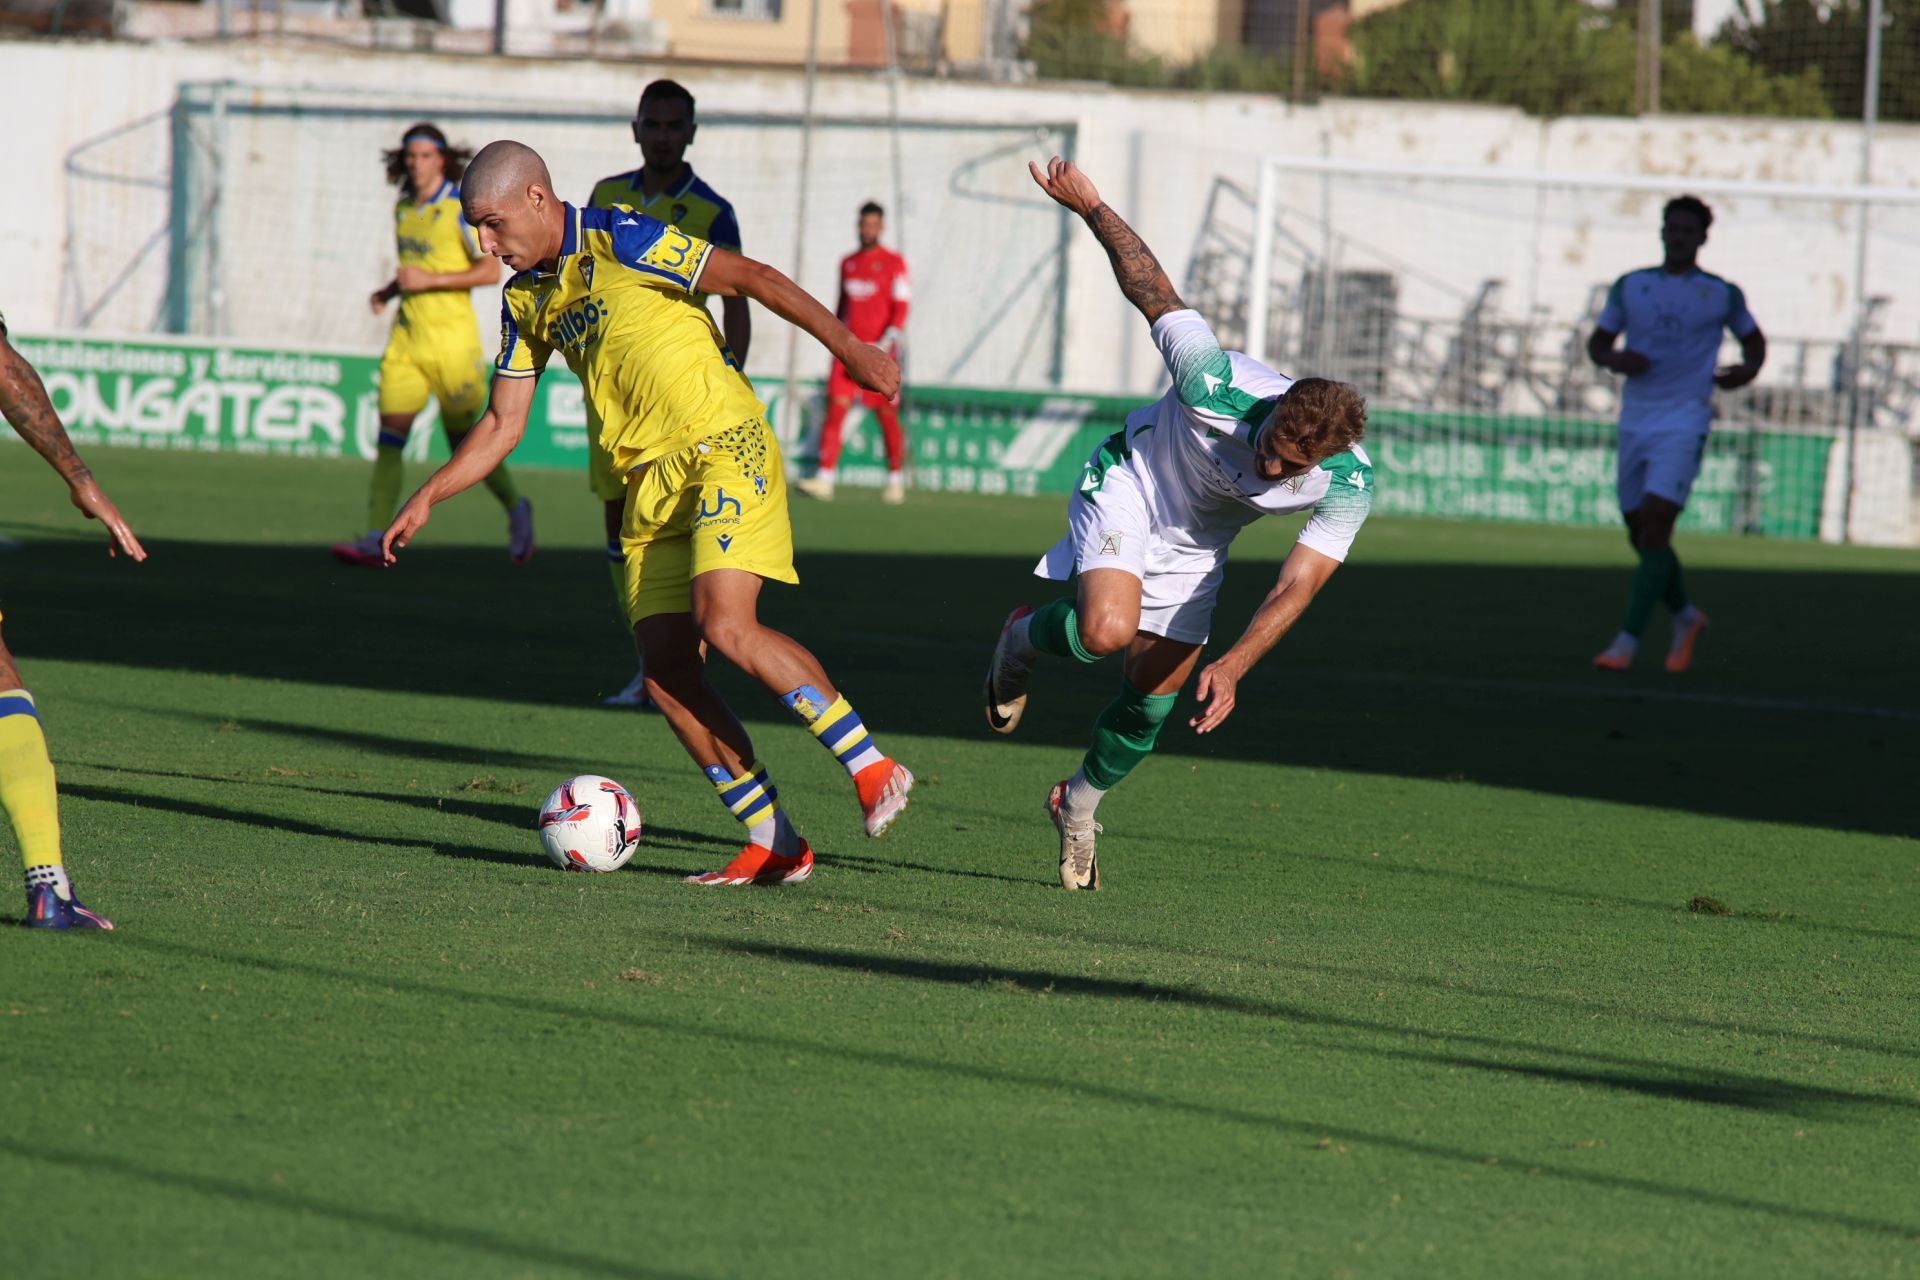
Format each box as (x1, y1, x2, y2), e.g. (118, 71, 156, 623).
(1, 332, 589, 471)
(6, 333, 1834, 540)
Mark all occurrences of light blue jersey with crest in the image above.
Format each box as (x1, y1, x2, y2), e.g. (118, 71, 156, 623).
(1598, 266, 1757, 435)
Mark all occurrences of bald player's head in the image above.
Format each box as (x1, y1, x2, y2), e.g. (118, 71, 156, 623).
(460, 140, 567, 273)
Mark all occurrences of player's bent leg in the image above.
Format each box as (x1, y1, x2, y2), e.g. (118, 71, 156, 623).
(0, 652, 112, 931)
(1597, 495, 1683, 672)
(636, 614, 812, 886)
(692, 567, 913, 838)
(333, 414, 415, 568)
(602, 494, 653, 709)
(445, 422, 533, 564)
(1045, 635, 1197, 892)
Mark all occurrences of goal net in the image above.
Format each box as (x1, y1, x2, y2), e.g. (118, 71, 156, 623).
(1201, 156, 1920, 544)
(61, 81, 1075, 395)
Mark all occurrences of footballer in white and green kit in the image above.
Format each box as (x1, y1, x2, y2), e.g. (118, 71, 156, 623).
(985, 157, 1372, 892)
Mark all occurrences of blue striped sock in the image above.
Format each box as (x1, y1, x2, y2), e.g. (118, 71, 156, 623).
(784, 686, 885, 779)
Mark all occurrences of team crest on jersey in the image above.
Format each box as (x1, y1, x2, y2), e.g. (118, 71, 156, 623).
(672, 203, 689, 224)
(1097, 530, 1123, 556)
(579, 256, 595, 289)
(753, 474, 768, 497)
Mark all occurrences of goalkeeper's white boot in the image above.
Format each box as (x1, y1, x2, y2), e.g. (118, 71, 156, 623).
(1046, 780, 1101, 892)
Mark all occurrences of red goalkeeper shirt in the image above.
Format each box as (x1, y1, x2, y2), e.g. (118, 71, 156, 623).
(836, 245, 910, 344)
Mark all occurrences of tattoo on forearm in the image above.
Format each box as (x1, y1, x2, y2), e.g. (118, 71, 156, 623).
(1085, 203, 1183, 321)
(0, 348, 88, 483)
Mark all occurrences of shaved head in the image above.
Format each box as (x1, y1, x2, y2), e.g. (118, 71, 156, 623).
(460, 140, 568, 274)
(462, 140, 552, 207)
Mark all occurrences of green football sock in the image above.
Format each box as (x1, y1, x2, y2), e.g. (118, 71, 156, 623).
(1028, 597, 1097, 664)
(367, 431, 407, 531)
(481, 464, 521, 512)
(1082, 677, 1178, 791)
(1622, 546, 1677, 638)
(1663, 550, 1690, 613)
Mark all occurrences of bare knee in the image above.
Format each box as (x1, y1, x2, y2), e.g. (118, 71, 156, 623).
(1077, 611, 1136, 658)
(691, 611, 757, 666)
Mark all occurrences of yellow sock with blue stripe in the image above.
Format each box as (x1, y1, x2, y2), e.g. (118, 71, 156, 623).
(783, 685, 885, 779)
(706, 761, 796, 853)
(368, 430, 407, 531)
(0, 690, 66, 888)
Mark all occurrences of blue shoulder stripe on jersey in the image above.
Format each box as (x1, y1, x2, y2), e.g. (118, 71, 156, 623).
(498, 293, 521, 369)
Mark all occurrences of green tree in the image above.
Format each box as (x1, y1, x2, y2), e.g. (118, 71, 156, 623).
(1023, 0, 1165, 86)
(1660, 34, 1831, 116)
(1716, 0, 1919, 120)
(1344, 0, 1637, 115)
(1343, 0, 1842, 118)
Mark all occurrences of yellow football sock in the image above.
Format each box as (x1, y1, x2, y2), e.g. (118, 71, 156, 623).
(0, 690, 62, 869)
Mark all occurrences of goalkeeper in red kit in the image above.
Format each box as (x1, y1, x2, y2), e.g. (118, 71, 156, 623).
(796, 201, 911, 505)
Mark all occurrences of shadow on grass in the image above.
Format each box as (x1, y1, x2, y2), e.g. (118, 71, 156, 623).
(70, 761, 740, 853)
(706, 939, 1919, 1119)
(9, 537, 1919, 838)
(103, 931, 1920, 1244)
(0, 1138, 697, 1280)
(891, 898, 1920, 1064)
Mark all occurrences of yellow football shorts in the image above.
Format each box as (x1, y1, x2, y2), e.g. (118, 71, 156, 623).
(377, 328, 489, 429)
(586, 410, 626, 502)
(621, 417, 797, 623)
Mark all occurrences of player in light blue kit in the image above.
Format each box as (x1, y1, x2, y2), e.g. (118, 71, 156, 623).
(1587, 195, 1766, 674)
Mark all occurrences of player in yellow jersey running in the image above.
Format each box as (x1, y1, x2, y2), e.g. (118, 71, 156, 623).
(333, 123, 535, 568)
(0, 308, 146, 929)
(383, 141, 913, 885)
(587, 80, 750, 708)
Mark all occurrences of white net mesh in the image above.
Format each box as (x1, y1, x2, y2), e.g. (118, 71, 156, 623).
(1206, 158, 1920, 541)
(63, 81, 1075, 390)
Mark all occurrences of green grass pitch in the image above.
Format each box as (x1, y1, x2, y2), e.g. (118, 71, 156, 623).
(2, 448, 1917, 1277)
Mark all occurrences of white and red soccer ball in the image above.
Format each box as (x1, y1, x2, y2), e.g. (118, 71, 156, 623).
(537, 775, 643, 872)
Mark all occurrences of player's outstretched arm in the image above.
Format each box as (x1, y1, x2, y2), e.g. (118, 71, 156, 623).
(700, 251, 898, 399)
(1028, 156, 1183, 324)
(1189, 543, 1341, 734)
(0, 332, 146, 561)
(383, 373, 536, 563)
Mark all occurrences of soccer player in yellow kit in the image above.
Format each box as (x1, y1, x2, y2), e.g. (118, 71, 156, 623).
(0, 308, 146, 929)
(333, 123, 534, 568)
(588, 79, 749, 708)
(384, 141, 912, 885)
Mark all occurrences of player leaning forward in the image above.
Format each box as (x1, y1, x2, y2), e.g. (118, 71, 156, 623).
(984, 158, 1372, 891)
(384, 142, 913, 884)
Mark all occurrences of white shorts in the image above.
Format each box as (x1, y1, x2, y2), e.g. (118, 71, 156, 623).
(1618, 429, 1708, 513)
(1032, 462, 1222, 645)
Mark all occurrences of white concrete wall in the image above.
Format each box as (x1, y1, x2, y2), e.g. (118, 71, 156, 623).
(2, 38, 1914, 398)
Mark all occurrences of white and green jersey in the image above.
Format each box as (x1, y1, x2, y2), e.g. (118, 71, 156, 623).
(1040, 309, 1371, 583)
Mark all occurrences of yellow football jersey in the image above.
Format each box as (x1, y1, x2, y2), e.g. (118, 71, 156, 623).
(496, 203, 764, 473)
(586, 166, 741, 251)
(393, 180, 482, 336)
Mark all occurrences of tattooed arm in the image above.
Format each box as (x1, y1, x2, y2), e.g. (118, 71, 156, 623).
(1028, 156, 1184, 323)
(0, 330, 89, 485)
(0, 327, 147, 560)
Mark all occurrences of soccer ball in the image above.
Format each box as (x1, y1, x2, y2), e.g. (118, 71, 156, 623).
(537, 775, 643, 873)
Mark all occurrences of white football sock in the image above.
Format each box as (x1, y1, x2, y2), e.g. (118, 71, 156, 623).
(1062, 767, 1106, 822)
(25, 863, 72, 902)
(1672, 604, 1700, 630)
(1604, 631, 1639, 659)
